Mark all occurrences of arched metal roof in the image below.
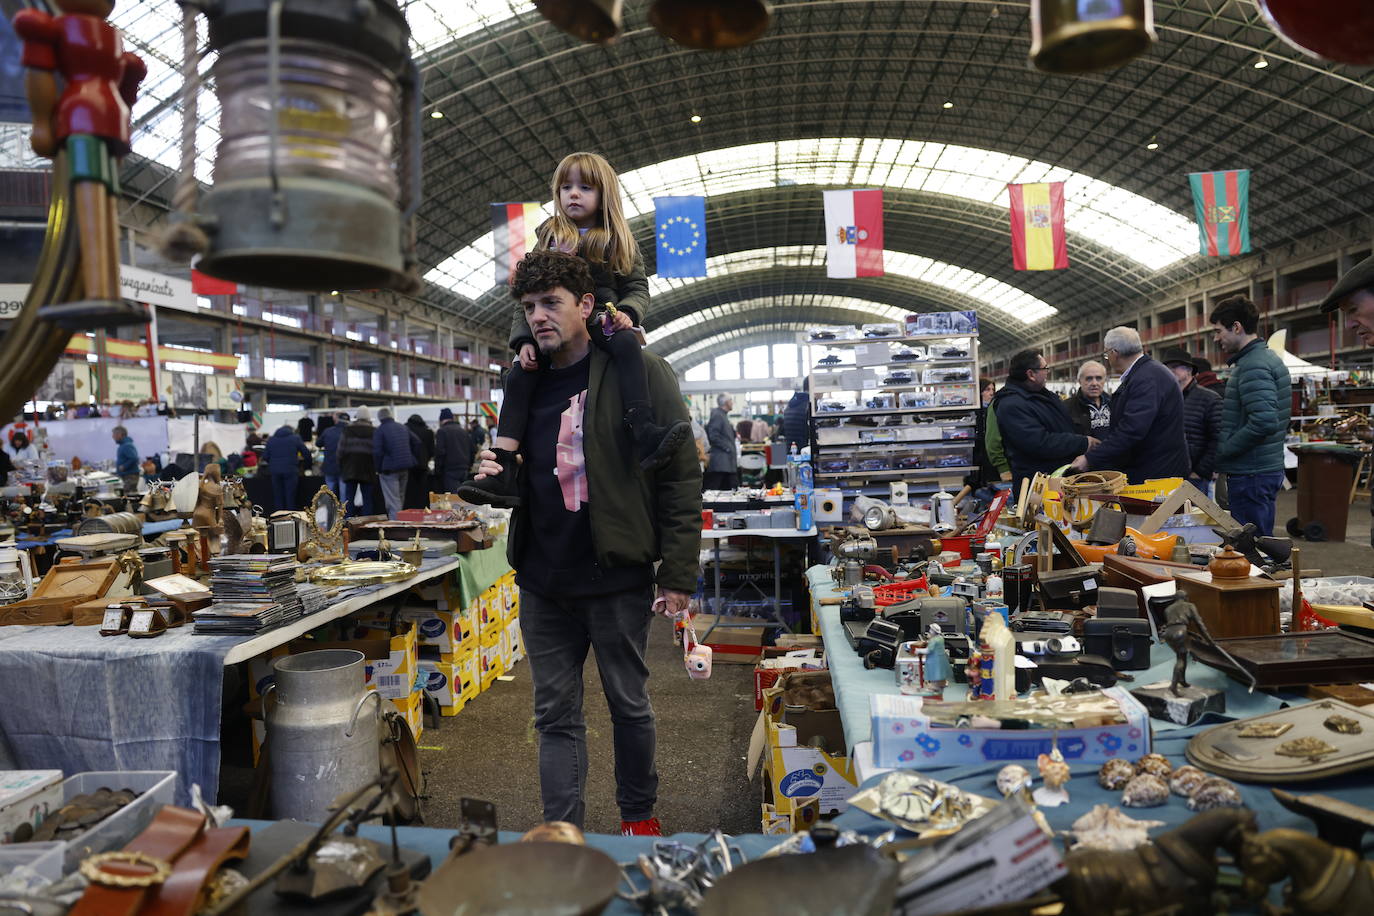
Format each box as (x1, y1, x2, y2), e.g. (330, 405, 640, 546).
(112, 1, 1374, 362)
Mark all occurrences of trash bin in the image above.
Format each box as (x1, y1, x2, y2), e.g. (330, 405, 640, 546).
(1288, 444, 1363, 542)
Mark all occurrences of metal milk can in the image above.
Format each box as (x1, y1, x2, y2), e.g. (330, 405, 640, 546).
(266, 649, 380, 820)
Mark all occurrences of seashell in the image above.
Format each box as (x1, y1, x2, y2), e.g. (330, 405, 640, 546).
(1098, 758, 1136, 791)
(1070, 803, 1165, 851)
(996, 764, 1032, 798)
(1168, 765, 1208, 798)
(1135, 753, 1173, 779)
(1037, 753, 1070, 790)
(1187, 777, 1244, 811)
(1121, 773, 1169, 808)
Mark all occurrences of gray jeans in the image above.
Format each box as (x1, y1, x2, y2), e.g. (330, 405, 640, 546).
(518, 585, 657, 826)
(378, 470, 407, 518)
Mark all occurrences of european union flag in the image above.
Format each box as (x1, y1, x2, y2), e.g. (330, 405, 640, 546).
(653, 196, 707, 278)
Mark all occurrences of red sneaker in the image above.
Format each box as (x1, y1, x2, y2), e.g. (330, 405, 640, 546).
(620, 817, 663, 837)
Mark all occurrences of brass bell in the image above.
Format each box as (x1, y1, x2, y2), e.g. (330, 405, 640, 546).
(648, 0, 772, 50)
(533, 0, 623, 44)
(1029, 0, 1157, 74)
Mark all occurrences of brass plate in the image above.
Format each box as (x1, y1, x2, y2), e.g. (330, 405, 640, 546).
(1187, 700, 1374, 782)
(309, 561, 417, 587)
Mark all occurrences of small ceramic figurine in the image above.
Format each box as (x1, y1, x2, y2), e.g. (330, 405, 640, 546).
(1033, 747, 1071, 808)
(982, 611, 1015, 700)
(923, 625, 951, 697)
(966, 637, 995, 701)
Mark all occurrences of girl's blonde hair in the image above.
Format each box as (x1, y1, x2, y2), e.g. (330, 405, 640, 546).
(539, 151, 638, 277)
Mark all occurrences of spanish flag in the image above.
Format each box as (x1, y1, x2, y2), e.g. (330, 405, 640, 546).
(491, 202, 543, 285)
(1007, 182, 1069, 271)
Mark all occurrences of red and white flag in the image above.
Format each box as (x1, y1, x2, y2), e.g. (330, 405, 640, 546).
(823, 189, 884, 278)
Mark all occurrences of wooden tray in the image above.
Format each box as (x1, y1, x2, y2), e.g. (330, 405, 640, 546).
(1186, 699, 1374, 782)
(1189, 630, 1374, 688)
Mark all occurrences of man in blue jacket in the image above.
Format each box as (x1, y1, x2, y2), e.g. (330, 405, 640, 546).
(373, 408, 421, 518)
(1072, 327, 1190, 484)
(991, 349, 1094, 494)
(112, 425, 139, 494)
(317, 411, 348, 500)
(1210, 296, 1290, 534)
(264, 424, 312, 511)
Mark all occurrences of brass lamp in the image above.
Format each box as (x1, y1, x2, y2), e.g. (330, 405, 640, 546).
(533, 0, 623, 44)
(648, 0, 772, 50)
(1029, 0, 1156, 74)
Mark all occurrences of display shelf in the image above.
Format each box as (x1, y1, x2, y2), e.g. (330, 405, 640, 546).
(814, 440, 974, 452)
(816, 465, 975, 480)
(802, 333, 975, 347)
(813, 404, 975, 418)
(811, 358, 975, 372)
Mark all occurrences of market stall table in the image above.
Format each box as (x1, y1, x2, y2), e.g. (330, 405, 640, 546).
(700, 526, 816, 637)
(0, 543, 512, 804)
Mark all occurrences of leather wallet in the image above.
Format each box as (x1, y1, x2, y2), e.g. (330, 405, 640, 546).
(1082, 618, 1152, 670)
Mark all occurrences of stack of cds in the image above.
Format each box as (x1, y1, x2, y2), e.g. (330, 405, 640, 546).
(193, 554, 303, 634)
(296, 582, 333, 617)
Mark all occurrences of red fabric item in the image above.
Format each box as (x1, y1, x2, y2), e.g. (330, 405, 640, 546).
(192, 270, 238, 296)
(620, 818, 662, 837)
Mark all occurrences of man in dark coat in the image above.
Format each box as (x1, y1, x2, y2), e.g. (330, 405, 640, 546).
(704, 394, 739, 491)
(434, 408, 474, 494)
(1161, 347, 1222, 496)
(781, 381, 810, 453)
(1065, 360, 1111, 438)
(1319, 252, 1374, 544)
(317, 411, 348, 500)
(263, 423, 312, 511)
(991, 349, 1093, 494)
(373, 408, 421, 518)
(404, 414, 434, 509)
(1072, 327, 1190, 484)
(340, 407, 377, 516)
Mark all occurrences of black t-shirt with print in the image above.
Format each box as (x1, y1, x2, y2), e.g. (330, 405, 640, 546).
(515, 352, 652, 599)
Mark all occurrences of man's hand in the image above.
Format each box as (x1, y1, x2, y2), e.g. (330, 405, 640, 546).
(1086, 436, 1102, 449)
(1069, 455, 1089, 472)
(475, 448, 519, 480)
(518, 343, 538, 371)
(655, 587, 692, 619)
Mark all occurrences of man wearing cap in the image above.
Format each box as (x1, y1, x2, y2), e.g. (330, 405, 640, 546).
(1193, 357, 1226, 396)
(1210, 295, 1290, 534)
(1319, 253, 1374, 543)
(433, 407, 474, 494)
(1161, 347, 1222, 496)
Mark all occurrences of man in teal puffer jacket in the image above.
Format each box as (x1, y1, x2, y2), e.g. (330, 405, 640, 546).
(1209, 296, 1290, 534)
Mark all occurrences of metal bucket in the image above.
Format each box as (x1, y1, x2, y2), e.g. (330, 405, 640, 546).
(266, 649, 380, 821)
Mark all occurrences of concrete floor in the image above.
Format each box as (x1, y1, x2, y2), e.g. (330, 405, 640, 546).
(222, 487, 1370, 835)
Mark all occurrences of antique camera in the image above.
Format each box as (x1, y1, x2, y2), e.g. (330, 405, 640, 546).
(1082, 619, 1152, 671)
(839, 586, 876, 623)
(857, 618, 903, 669)
(685, 644, 712, 679)
(1036, 567, 1100, 609)
(1020, 635, 1082, 657)
(1011, 609, 1075, 635)
(919, 597, 968, 635)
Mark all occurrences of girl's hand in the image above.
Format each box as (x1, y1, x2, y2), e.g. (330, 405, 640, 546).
(518, 343, 538, 371)
(609, 310, 633, 331)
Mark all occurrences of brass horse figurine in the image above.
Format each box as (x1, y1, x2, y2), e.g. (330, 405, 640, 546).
(1057, 808, 1258, 915)
(1240, 828, 1374, 915)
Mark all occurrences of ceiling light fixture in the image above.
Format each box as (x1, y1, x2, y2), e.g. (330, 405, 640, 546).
(942, 100, 954, 109)
(430, 110, 444, 119)
(1253, 57, 1269, 69)
(690, 114, 702, 123)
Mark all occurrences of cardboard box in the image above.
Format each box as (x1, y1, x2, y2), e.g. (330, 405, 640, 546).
(691, 614, 766, 665)
(761, 796, 820, 835)
(504, 618, 523, 667)
(753, 649, 826, 710)
(480, 631, 504, 685)
(418, 659, 458, 711)
(0, 771, 63, 844)
(869, 687, 1151, 768)
(457, 648, 480, 701)
(763, 719, 858, 816)
(296, 624, 419, 699)
(390, 690, 423, 742)
(357, 605, 475, 656)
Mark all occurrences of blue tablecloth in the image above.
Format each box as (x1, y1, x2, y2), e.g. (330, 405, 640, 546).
(805, 566, 1295, 752)
(0, 556, 470, 805)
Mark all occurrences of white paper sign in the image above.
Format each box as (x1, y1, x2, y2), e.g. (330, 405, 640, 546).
(0, 284, 27, 319)
(120, 265, 195, 313)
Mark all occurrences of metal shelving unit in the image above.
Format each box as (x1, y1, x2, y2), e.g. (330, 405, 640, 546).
(802, 322, 980, 498)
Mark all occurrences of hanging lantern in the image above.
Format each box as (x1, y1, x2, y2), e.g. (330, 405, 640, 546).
(533, 0, 623, 44)
(1256, 0, 1374, 67)
(193, 0, 422, 293)
(1029, 0, 1156, 74)
(647, 0, 772, 50)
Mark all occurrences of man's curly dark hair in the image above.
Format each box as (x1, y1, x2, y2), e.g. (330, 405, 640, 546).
(510, 249, 595, 301)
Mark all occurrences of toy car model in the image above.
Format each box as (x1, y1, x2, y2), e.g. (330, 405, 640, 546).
(940, 395, 971, 406)
(857, 458, 891, 472)
(936, 454, 966, 467)
(882, 371, 915, 385)
(895, 455, 924, 470)
(865, 396, 896, 410)
(935, 346, 969, 358)
(815, 418, 842, 428)
(862, 324, 901, 338)
(809, 330, 837, 340)
(819, 460, 851, 473)
(817, 354, 843, 366)
(891, 349, 922, 362)
(818, 401, 849, 412)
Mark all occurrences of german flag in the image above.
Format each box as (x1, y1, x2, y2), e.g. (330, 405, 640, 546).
(491, 202, 543, 285)
(1008, 182, 1069, 271)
